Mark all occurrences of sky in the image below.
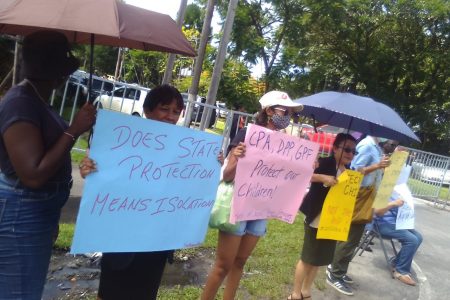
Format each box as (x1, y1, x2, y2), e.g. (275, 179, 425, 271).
(125, 0, 264, 77)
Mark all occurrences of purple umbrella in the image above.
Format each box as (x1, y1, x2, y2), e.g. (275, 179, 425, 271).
(294, 91, 420, 143)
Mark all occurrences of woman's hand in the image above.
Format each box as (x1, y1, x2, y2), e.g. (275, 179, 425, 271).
(232, 142, 246, 158)
(392, 198, 405, 207)
(66, 102, 97, 137)
(217, 151, 224, 165)
(322, 175, 338, 187)
(378, 155, 391, 169)
(222, 143, 246, 182)
(79, 154, 97, 179)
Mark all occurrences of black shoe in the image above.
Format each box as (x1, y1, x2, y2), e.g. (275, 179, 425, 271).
(342, 274, 354, 284)
(326, 272, 354, 296)
(369, 241, 375, 245)
(365, 246, 373, 252)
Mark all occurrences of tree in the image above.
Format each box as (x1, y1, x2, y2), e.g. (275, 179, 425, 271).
(281, 0, 450, 154)
(72, 45, 118, 76)
(216, 0, 307, 91)
(122, 49, 166, 87)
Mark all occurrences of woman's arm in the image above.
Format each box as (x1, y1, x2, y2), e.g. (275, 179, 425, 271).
(3, 103, 96, 188)
(374, 198, 404, 216)
(223, 142, 246, 182)
(310, 173, 338, 186)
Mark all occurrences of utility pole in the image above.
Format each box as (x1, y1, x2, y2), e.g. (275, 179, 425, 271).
(183, 0, 215, 127)
(199, 0, 238, 130)
(162, 0, 188, 84)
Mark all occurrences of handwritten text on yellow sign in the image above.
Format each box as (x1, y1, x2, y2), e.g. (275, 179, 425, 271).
(373, 151, 409, 209)
(317, 170, 363, 241)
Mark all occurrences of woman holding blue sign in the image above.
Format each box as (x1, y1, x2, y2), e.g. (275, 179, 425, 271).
(202, 91, 303, 300)
(79, 85, 184, 300)
(0, 31, 96, 299)
(288, 133, 357, 300)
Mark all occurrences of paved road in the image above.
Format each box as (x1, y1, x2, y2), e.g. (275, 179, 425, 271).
(413, 200, 450, 300)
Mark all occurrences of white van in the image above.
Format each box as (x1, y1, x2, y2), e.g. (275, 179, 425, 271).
(94, 85, 150, 116)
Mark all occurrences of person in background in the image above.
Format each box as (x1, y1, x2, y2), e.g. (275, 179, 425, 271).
(229, 105, 246, 141)
(326, 135, 391, 296)
(79, 85, 223, 300)
(288, 133, 357, 300)
(201, 91, 303, 300)
(0, 30, 96, 299)
(362, 138, 400, 252)
(374, 193, 422, 286)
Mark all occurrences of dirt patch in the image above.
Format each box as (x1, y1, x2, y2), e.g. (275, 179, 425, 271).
(43, 249, 215, 300)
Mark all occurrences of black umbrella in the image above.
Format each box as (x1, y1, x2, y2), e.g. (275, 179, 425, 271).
(294, 91, 420, 143)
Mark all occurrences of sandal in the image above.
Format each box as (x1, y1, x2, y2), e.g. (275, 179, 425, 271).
(393, 271, 416, 286)
(287, 292, 312, 300)
(301, 292, 312, 299)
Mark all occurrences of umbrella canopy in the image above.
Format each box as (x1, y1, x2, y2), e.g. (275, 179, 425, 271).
(294, 91, 420, 143)
(0, 0, 196, 56)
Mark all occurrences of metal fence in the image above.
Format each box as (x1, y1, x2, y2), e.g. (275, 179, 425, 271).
(55, 76, 450, 205)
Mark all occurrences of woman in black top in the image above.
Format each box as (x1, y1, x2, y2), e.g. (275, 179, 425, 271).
(0, 31, 96, 299)
(288, 133, 357, 300)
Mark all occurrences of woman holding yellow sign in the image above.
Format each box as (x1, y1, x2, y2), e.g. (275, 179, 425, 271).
(288, 133, 357, 300)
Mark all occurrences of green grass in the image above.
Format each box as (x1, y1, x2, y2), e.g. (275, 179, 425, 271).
(55, 216, 318, 299)
(408, 178, 449, 201)
(70, 134, 89, 164)
(54, 223, 75, 250)
(158, 216, 316, 300)
(206, 118, 225, 135)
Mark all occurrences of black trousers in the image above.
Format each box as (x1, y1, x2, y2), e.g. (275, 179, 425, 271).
(98, 251, 171, 300)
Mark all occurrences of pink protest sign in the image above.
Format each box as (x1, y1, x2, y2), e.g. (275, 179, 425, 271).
(230, 124, 319, 224)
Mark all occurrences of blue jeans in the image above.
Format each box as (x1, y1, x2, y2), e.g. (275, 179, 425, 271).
(377, 222, 423, 275)
(228, 219, 267, 237)
(0, 173, 70, 300)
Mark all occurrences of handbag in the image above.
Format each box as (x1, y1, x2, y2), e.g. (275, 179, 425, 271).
(209, 181, 240, 232)
(352, 186, 376, 224)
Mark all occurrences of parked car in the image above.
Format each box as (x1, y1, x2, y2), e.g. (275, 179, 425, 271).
(94, 85, 150, 116)
(216, 102, 228, 118)
(66, 70, 115, 104)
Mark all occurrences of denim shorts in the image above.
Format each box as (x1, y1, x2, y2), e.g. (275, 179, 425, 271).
(228, 219, 268, 237)
(0, 173, 71, 299)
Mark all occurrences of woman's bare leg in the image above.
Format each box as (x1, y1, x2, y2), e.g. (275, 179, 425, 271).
(201, 231, 242, 300)
(223, 234, 260, 300)
(290, 260, 318, 299)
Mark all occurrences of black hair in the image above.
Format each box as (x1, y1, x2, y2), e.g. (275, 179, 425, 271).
(333, 133, 357, 148)
(254, 108, 269, 126)
(143, 84, 183, 112)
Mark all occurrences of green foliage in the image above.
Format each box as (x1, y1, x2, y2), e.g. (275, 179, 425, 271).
(54, 223, 75, 250)
(72, 45, 118, 76)
(185, 3, 204, 32)
(281, 0, 450, 154)
(217, 58, 263, 112)
(123, 49, 166, 87)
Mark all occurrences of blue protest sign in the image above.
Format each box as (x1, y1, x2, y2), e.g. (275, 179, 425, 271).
(71, 110, 222, 253)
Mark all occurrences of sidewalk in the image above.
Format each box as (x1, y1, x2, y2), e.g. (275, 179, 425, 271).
(62, 168, 423, 300)
(311, 239, 420, 300)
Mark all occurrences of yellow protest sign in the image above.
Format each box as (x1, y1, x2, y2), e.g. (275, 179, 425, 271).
(317, 170, 363, 241)
(372, 151, 409, 209)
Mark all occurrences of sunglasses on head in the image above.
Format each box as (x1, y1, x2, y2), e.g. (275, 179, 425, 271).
(272, 106, 291, 116)
(339, 146, 358, 155)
